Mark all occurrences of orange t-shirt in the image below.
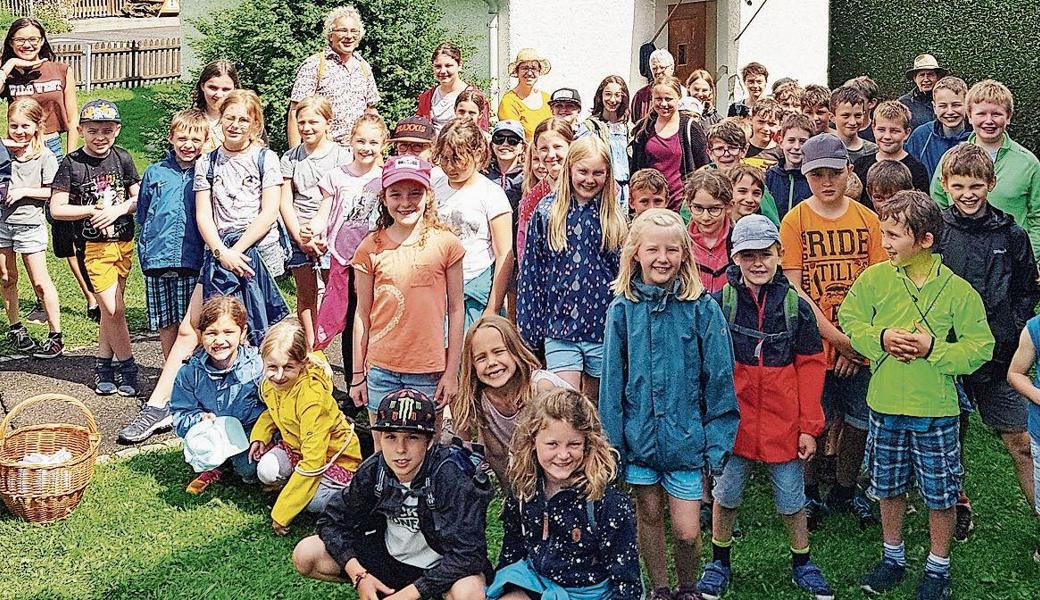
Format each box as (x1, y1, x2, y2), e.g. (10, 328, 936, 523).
(352, 227, 465, 373)
(779, 198, 886, 364)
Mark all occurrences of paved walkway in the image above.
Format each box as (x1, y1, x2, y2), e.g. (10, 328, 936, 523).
(51, 16, 181, 43)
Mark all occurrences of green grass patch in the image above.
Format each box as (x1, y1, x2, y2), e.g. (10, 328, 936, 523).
(0, 417, 1036, 599)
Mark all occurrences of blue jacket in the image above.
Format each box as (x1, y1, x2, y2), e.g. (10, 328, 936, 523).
(170, 346, 265, 438)
(498, 484, 641, 600)
(600, 278, 740, 474)
(765, 163, 812, 223)
(898, 88, 936, 131)
(136, 151, 204, 272)
(905, 120, 972, 180)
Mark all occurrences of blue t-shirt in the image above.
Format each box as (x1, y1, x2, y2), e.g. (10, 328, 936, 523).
(1024, 316, 1040, 440)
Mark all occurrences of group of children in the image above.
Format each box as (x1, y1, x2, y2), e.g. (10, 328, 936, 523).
(4, 43, 1040, 600)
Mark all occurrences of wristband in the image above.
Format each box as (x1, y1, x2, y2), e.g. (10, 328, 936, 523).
(350, 377, 367, 387)
(352, 570, 368, 587)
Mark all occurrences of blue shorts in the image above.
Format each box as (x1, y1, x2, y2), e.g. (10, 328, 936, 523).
(286, 239, 331, 270)
(544, 338, 603, 378)
(625, 463, 703, 501)
(713, 455, 806, 515)
(822, 366, 870, 430)
(864, 412, 962, 510)
(366, 365, 441, 411)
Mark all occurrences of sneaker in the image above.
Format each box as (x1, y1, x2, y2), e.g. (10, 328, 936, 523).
(915, 572, 952, 600)
(792, 562, 834, 600)
(32, 334, 64, 360)
(87, 305, 101, 323)
(117, 404, 172, 444)
(860, 558, 906, 595)
(823, 487, 851, 514)
(647, 587, 673, 600)
(673, 583, 702, 600)
(6, 324, 36, 353)
(25, 302, 47, 324)
(115, 357, 139, 397)
(954, 504, 974, 542)
(805, 497, 824, 531)
(851, 494, 880, 529)
(94, 357, 117, 395)
(186, 468, 223, 495)
(696, 560, 731, 600)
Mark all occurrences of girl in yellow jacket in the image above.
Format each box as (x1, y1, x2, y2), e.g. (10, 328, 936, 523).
(249, 318, 362, 535)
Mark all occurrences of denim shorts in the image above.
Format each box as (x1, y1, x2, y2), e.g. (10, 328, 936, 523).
(864, 411, 962, 510)
(625, 463, 703, 501)
(366, 365, 441, 411)
(961, 377, 1028, 433)
(0, 221, 48, 254)
(713, 455, 806, 515)
(543, 338, 603, 378)
(286, 238, 331, 270)
(1030, 434, 1040, 516)
(822, 366, 870, 430)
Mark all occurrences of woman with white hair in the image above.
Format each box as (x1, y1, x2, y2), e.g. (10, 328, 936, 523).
(630, 48, 674, 124)
(287, 5, 380, 146)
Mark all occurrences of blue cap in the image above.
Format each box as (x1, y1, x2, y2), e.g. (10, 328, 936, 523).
(730, 214, 780, 257)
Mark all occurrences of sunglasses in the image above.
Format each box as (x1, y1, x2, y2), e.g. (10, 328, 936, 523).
(492, 134, 522, 146)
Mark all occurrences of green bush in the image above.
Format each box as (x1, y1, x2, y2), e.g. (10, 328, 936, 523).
(829, 0, 1040, 153)
(182, 0, 452, 152)
(0, 2, 72, 37)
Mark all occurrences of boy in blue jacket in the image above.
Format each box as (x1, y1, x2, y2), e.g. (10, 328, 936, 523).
(905, 77, 971, 180)
(765, 113, 814, 222)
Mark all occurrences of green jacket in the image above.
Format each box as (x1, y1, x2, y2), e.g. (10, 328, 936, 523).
(931, 133, 1040, 260)
(838, 254, 994, 418)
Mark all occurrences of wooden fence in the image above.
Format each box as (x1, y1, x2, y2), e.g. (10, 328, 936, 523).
(53, 37, 180, 90)
(0, 0, 123, 19)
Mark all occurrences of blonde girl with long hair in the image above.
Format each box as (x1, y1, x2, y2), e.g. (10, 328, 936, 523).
(515, 117, 573, 262)
(0, 96, 61, 357)
(487, 388, 641, 600)
(454, 315, 572, 487)
(349, 155, 465, 452)
(516, 136, 626, 404)
(121, 89, 288, 444)
(600, 209, 740, 600)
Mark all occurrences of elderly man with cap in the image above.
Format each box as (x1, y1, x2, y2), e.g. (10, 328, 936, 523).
(498, 48, 552, 141)
(630, 48, 676, 124)
(898, 54, 950, 130)
(294, 389, 494, 600)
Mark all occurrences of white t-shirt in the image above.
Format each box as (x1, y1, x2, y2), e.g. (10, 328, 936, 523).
(384, 482, 443, 569)
(430, 87, 462, 131)
(280, 142, 353, 224)
(193, 145, 283, 247)
(433, 174, 511, 281)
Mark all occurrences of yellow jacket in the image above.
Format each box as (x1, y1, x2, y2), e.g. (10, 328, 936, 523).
(251, 355, 362, 525)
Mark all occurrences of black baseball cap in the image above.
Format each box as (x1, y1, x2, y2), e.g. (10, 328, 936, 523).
(372, 389, 437, 434)
(549, 87, 582, 107)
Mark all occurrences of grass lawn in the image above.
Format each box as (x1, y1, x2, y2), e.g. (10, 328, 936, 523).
(0, 84, 297, 357)
(0, 416, 1037, 599)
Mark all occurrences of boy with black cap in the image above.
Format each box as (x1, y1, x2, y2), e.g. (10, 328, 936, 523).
(50, 98, 141, 398)
(294, 389, 493, 600)
(549, 87, 583, 131)
(389, 115, 436, 162)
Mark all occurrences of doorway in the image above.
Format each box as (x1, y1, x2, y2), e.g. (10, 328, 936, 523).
(668, 1, 713, 83)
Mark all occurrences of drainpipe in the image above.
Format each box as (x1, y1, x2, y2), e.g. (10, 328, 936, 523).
(485, 0, 503, 109)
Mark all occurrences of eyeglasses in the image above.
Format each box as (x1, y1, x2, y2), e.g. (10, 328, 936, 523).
(12, 37, 41, 45)
(689, 204, 725, 217)
(491, 134, 522, 146)
(518, 64, 541, 73)
(330, 28, 361, 36)
(710, 144, 741, 156)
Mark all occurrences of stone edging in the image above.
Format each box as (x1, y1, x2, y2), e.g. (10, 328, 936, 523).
(95, 437, 182, 465)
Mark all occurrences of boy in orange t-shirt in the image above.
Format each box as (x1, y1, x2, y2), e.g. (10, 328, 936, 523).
(779, 133, 886, 529)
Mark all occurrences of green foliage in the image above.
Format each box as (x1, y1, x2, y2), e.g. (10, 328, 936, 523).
(0, 1, 72, 37)
(185, 0, 450, 152)
(829, 0, 1040, 152)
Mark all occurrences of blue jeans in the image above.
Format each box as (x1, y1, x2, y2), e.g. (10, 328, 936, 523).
(366, 365, 441, 411)
(1031, 434, 1040, 516)
(713, 455, 806, 515)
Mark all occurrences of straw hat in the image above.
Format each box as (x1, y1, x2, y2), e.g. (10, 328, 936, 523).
(508, 48, 551, 77)
(905, 54, 949, 80)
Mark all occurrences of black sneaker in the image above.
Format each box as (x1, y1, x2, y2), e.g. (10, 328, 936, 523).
(117, 404, 172, 444)
(32, 334, 64, 359)
(87, 305, 101, 323)
(851, 494, 880, 529)
(94, 357, 117, 395)
(6, 323, 36, 353)
(115, 357, 139, 397)
(915, 571, 952, 600)
(805, 497, 824, 531)
(860, 558, 906, 594)
(25, 302, 47, 324)
(954, 504, 973, 542)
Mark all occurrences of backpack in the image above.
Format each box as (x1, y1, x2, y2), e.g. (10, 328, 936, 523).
(720, 283, 800, 359)
(374, 438, 491, 511)
(205, 148, 292, 260)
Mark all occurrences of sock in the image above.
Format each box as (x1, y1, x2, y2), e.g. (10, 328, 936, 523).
(830, 483, 855, 503)
(712, 538, 733, 567)
(10, 321, 24, 330)
(883, 542, 906, 566)
(49, 331, 62, 340)
(791, 546, 811, 568)
(924, 553, 950, 577)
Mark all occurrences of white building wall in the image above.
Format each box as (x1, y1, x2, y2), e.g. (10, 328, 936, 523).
(734, 0, 830, 99)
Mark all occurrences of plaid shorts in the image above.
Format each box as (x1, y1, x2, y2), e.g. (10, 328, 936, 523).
(864, 411, 963, 510)
(144, 272, 198, 330)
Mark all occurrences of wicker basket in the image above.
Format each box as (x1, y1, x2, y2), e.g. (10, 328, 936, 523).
(0, 394, 100, 523)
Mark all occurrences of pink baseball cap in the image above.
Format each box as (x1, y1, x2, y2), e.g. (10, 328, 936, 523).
(382, 155, 432, 189)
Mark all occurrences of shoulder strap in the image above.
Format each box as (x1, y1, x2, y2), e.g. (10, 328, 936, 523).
(721, 284, 737, 324)
(784, 287, 799, 335)
(205, 149, 219, 187)
(316, 52, 326, 89)
(256, 147, 266, 175)
(586, 499, 597, 536)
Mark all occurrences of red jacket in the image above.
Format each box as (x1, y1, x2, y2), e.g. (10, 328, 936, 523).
(712, 266, 826, 463)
